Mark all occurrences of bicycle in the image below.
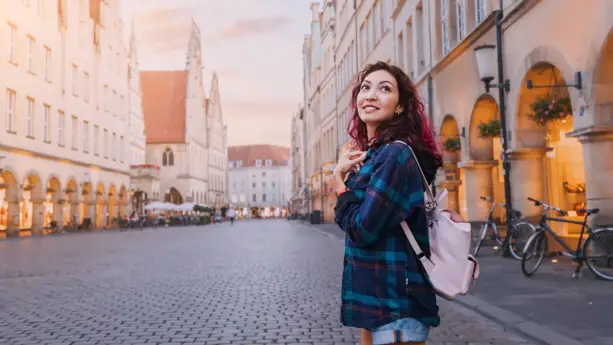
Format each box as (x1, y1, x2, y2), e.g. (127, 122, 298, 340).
(473, 196, 536, 260)
(521, 197, 613, 281)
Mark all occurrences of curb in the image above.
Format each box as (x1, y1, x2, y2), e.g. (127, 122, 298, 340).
(454, 295, 583, 345)
(299, 220, 583, 345)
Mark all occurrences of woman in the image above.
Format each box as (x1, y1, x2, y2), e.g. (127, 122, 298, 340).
(333, 62, 443, 345)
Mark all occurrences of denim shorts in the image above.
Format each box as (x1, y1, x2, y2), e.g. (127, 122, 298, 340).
(369, 317, 429, 345)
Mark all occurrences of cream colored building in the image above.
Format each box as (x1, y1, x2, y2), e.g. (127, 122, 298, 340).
(0, 0, 133, 236)
(290, 106, 308, 216)
(140, 22, 209, 207)
(299, 0, 613, 237)
(205, 73, 228, 208)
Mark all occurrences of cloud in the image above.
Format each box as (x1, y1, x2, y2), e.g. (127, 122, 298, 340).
(134, 6, 195, 53)
(223, 100, 297, 118)
(213, 16, 292, 40)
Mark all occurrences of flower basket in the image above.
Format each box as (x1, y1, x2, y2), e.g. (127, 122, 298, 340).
(443, 137, 461, 153)
(477, 120, 501, 138)
(528, 97, 572, 126)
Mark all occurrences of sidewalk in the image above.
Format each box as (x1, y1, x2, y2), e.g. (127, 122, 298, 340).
(301, 220, 613, 345)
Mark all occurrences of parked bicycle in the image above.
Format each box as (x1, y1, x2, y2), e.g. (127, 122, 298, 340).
(473, 196, 536, 260)
(521, 197, 613, 281)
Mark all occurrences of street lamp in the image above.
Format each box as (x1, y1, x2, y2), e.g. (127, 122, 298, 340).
(473, 0, 513, 230)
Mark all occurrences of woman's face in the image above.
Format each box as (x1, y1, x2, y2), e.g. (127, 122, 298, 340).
(356, 69, 401, 126)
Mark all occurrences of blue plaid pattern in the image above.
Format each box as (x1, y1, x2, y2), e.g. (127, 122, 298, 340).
(334, 141, 440, 330)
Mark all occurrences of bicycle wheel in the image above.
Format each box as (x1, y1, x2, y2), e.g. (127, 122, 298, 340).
(521, 230, 547, 277)
(473, 223, 488, 257)
(508, 222, 537, 260)
(583, 228, 613, 281)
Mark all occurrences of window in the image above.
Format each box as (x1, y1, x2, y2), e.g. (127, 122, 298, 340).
(252, 194, 256, 202)
(82, 121, 88, 152)
(8, 24, 17, 64)
(5, 89, 16, 132)
(112, 90, 117, 115)
(120, 136, 124, 162)
(103, 129, 108, 158)
(37, 0, 44, 15)
(103, 85, 108, 111)
(84, 72, 89, 102)
(72, 64, 78, 96)
(262, 194, 267, 202)
(475, 0, 486, 24)
(382, 0, 389, 31)
(457, 1, 466, 41)
(27, 36, 35, 73)
(44, 46, 51, 81)
(43, 104, 50, 142)
(252, 182, 256, 188)
(272, 182, 276, 188)
(162, 148, 174, 166)
(374, 2, 381, 42)
(360, 24, 367, 62)
(71, 115, 77, 149)
(265, 159, 272, 167)
(262, 172, 266, 177)
(58, 110, 65, 146)
(93, 125, 99, 155)
(262, 182, 266, 188)
(441, 0, 450, 56)
(256, 160, 262, 167)
(27, 98, 35, 137)
(112, 132, 116, 160)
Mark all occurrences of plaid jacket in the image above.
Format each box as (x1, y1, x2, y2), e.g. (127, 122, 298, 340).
(334, 141, 440, 330)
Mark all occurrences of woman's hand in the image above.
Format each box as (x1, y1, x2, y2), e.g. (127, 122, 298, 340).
(333, 149, 367, 178)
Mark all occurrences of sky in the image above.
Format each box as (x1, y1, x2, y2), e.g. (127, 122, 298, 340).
(120, 0, 316, 148)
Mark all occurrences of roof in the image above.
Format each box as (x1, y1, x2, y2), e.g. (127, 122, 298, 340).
(228, 145, 290, 167)
(141, 70, 188, 144)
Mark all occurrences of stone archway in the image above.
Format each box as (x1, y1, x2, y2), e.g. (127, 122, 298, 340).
(164, 187, 183, 205)
(511, 62, 585, 232)
(460, 95, 501, 223)
(44, 176, 62, 231)
(439, 115, 462, 213)
(0, 169, 20, 237)
(21, 172, 44, 235)
(95, 183, 106, 228)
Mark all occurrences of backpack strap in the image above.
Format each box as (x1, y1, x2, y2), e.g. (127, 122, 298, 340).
(392, 140, 435, 202)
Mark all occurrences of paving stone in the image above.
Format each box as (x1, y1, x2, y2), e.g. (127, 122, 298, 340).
(0, 220, 533, 345)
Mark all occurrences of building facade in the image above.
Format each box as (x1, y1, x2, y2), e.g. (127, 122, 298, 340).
(297, 0, 613, 239)
(290, 107, 308, 216)
(0, 0, 132, 236)
(205, 73, 228, 208)
(140, 21, 210, 207)
(228, 145, 291, 217)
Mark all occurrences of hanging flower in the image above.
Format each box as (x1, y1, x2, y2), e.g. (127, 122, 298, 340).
(443, 137, 461, 153)
(528, 96, 572, 126)
(477, 119, 501, 138)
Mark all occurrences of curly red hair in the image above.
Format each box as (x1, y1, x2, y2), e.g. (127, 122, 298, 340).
(347, 61, 442, 167)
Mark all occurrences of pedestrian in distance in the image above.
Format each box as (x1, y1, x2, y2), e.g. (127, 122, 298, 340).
(228, 206, 236, 226)
(332, 61, 443, 345)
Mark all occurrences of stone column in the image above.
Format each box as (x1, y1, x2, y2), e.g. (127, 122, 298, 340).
(437, 180, 462, 212)
(458, 160, 497, 222)
(30, 198, 45, 236)
(71, 201, 80, 225)
(54, 200, 64, 230)
(507, 148, 550, 219)
(571, 126, 613, 225)
(6, 199, 20, 237)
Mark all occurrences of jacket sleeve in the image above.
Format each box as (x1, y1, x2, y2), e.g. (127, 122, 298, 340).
(334, 143, 425, 248)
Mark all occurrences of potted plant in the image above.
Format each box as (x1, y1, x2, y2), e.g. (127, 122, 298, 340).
(477, 120, 501, 138)
(528, 96, 572, 126)
(443, 137, 461, 153)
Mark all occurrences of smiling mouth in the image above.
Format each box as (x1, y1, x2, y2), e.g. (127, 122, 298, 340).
(363, 105, 380, 110)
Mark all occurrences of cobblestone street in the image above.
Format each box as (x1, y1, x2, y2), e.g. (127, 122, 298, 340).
(0, 220, 533, 345)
